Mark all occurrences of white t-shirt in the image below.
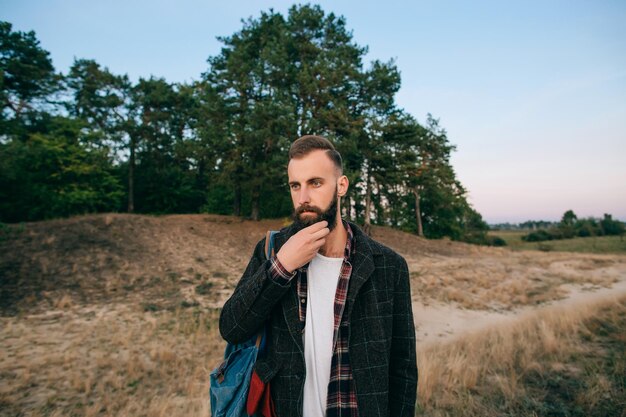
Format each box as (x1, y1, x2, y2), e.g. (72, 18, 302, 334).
(302, 252, 344, 417)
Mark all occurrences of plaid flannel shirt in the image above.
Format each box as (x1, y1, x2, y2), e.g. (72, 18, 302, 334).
(268, 220, 358, 417)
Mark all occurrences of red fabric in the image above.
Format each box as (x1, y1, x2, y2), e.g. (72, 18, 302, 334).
(247, 370, 276, 417)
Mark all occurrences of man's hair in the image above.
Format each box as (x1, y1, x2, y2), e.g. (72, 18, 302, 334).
(288, 135, 343, 174)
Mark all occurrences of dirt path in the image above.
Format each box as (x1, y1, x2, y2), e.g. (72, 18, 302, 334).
(413, 278, 626, 346)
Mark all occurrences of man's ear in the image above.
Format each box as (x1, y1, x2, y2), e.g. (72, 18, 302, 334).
(337, 175, 349, 197)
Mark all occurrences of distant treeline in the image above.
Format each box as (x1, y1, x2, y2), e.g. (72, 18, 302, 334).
(0, 6, 490, 242)
(491, 220, 558, 230)
(490, 211, 625, 242)
(521, 211, 625, 242)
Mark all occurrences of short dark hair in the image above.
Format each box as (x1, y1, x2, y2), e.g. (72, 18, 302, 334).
(288, 135, 343, 174)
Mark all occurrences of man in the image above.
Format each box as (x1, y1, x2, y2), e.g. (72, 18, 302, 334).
(220, 135, 417, 417)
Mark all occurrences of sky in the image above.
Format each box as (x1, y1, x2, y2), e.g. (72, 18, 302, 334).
(3, 0, 625, 223)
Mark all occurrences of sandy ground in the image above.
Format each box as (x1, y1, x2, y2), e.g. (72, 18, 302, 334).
(414, 278, 626, 346)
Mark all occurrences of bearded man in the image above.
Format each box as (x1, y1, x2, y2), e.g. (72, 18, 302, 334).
(219, 135, 417, 417)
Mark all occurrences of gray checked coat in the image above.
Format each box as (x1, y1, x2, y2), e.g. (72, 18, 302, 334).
(219, 221, 417, 417)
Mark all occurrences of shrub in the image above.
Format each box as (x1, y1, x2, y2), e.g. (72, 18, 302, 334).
(488, 236, 507, 247)
(522, 229, 553, 242)
(600, 214, 626, 236)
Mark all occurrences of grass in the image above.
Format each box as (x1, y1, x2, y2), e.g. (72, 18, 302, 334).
(490, 230, 626, 254)
(411, 253, 620, 311)
(0, 304, 224, 417)
(416, 295, 626, 417)
(4, 294, 624, 417)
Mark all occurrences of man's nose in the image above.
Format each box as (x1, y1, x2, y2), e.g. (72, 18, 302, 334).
(298, 186, 310, 205)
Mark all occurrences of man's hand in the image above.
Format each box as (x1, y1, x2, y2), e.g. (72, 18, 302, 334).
(276, 221, 329, 273)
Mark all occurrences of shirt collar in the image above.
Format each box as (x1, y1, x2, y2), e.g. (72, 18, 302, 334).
(342, 219, 355, 262)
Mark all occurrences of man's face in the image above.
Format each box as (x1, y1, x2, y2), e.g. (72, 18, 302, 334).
(288, 149, 341, 232)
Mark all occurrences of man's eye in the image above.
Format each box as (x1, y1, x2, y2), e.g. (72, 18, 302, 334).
(290, 184, 300, 190)
(312, 181, 321, 187)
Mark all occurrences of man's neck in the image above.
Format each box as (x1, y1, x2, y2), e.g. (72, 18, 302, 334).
(319, 218, 347, 258)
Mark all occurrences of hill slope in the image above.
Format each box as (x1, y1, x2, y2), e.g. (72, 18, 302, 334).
(0, 213, 476, 315)
(1, 213, 624, 316)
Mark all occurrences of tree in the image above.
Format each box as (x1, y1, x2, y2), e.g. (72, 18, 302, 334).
(204, 9, 294, 219)
(353, 60, 402, 234)
(130, 77, 199, 213)
(0, 21, 57, 127)
(391, 114, 455, 237)
(560, 210, 577, 227)
(558, 209, 578, 238)
(65, 59, 137, 211)
(600, 213, 625, 237)
(203, 5, 405, 222)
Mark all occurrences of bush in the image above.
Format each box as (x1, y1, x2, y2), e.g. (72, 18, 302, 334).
(488, 236, 507, 247)
(558, 226, 576, 239)
(600, 214, 626, 236)
(522, 229, 553, 242)
(574, 218, 599, 237)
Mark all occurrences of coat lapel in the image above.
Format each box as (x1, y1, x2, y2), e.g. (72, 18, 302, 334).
(273, 224, 305, 351)
(345, 222, 381, 318)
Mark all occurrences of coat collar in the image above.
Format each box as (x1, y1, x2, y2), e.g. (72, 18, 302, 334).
(273, 219, 382, 342)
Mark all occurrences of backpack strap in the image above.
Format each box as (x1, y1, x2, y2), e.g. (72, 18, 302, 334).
(264, 230, 278, 259)
(257, 230, 278, 349)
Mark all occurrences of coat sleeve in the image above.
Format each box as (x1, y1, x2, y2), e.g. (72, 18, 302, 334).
(388, 256, 418, 416)
(219, 237, 294, 344)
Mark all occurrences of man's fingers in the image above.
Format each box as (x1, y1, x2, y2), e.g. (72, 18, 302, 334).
(311, 226, 330, 240)
(303, 220, 328, 233)
(313, 237, 326, 249)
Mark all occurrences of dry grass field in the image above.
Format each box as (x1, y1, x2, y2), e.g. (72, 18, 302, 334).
(1, 213, 625, 416)
(0, 305, 222, 416)
(417, 294, 626, 417)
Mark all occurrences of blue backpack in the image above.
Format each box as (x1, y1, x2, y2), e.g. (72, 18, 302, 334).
(210, 231, 277, 417)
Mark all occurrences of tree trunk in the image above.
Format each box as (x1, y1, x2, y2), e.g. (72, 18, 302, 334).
(364, 169, 372, 236)
(127, 135, 135, 213)
(251, 183, 260, 221)
(414, 186, 423, 237)
(375, 181, 383, 224)
(233, 184, 241, 217)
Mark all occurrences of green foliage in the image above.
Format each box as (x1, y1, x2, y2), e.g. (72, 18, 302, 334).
(523, 229, 555, 242)
(487, 235, 507, 247)
(0, 116, 124, 222)
(129, 77, 201, 213)
(560, 209, 577, 227)
(600, 213, 625, 236)
(0, 21, 57, 125)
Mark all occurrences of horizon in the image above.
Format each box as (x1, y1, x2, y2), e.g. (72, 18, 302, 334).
(3, 0, 625, 224)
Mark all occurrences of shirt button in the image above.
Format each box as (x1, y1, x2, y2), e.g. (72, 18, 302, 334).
(300, 298, 306, 304)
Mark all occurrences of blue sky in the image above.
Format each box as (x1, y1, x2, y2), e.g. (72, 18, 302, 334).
(3, 0, 625, 223)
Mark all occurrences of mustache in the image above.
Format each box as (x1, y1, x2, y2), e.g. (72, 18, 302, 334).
(295, 205, 323, 216)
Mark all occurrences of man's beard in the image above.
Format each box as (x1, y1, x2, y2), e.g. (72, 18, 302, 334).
(292, 188, 339, 232)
